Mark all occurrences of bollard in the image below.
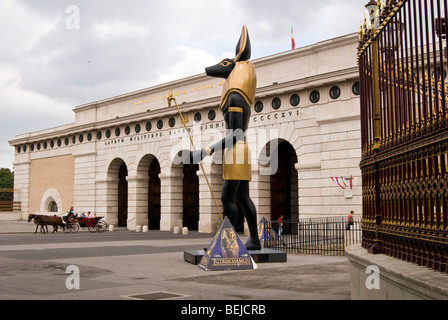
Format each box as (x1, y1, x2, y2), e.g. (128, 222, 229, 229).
(136, 225, 142, 232)
(109, 225, 114, 232)
(173, 226, 180, 234)
(182, 227, 188, 235)
(142, 225, 148, 233)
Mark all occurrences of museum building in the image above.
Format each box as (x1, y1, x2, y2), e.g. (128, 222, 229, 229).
(9, 33, 361, 233)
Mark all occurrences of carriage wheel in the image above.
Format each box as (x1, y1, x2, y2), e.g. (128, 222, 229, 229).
(96, 220, 107, 233)
(70, 223, 80, 233)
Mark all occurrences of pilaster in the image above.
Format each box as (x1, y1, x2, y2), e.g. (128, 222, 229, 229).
(198, 163, 223, 234)
(159, 166, 183, 231)
(127, 175, 149, 230)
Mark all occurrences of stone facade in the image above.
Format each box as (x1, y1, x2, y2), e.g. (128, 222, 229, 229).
(10, 33, 362, 233)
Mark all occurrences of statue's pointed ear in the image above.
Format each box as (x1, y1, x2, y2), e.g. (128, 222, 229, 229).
(235, 25, 251, 62)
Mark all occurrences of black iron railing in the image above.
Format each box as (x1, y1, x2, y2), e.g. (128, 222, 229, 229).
(262, 217, 362, 256)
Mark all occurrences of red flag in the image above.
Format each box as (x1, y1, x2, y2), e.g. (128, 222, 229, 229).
(291, 27, 295, 50)
(331, 176, 353, 190)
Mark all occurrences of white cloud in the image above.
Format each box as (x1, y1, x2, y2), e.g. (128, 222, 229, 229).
(93, 21, 151, 39)
(156, 45, 230, 85)
(0, 0, 58, 54)
(0, 0, 366, 170)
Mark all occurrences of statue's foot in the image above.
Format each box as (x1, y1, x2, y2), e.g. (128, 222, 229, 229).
(245, 237, 261, 251)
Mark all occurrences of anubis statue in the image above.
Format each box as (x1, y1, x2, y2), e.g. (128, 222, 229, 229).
(190, 26, 261, 250)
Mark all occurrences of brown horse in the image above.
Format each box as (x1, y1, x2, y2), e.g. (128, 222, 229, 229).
(45, 215, 65, 233)
(28, 214, 48, 234)
(28, 214, 65, 234)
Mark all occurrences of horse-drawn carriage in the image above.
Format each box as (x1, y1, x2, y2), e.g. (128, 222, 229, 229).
(64, 216, 108, 233)
(28, 213, 108, 234)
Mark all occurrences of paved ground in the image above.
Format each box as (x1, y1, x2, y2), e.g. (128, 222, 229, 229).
(0, 220, 351, 303)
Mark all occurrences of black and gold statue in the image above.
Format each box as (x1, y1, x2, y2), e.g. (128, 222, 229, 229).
(190, 26, 261, 250)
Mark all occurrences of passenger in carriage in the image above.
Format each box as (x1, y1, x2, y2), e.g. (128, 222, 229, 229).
(64, 207, 76, 224)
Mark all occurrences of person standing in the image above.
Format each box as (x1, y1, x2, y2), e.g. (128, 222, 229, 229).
(278, 215, 284, 238)
(347, 210, 354, 230)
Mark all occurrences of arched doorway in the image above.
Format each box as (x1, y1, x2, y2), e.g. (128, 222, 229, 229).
(148, 159, 161, 230)
(118, 162, 128, 227)
(183, 164, 199, 230)
(48, 201, 58, 212)
(270, 141, 298, 232)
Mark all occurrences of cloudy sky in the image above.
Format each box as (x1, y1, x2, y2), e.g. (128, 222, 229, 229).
(0, 0, 364, 170)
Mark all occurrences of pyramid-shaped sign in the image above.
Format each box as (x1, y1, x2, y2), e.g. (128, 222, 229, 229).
(258, 217, 280, 247)
(199, 217, 254, 271)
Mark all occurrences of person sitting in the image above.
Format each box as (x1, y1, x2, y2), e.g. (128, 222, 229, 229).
(64, 208, 75, 224)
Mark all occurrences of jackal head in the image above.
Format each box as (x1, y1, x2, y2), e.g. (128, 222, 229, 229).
(205, 25, 251, 79)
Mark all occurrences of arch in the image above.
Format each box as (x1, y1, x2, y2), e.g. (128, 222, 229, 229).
(133, 154, 162, 230)
(148, 158, 161, 229)
(173, 149, 201, 231)
(106, 158, 128, 227)
(118, 162, 128, 227)
(183, 163, 199, 230)
(270, 140, 299, 230)
(40, 188, 63, 213)
(49, 201, 58, 212)
(258, 139, 299, 226)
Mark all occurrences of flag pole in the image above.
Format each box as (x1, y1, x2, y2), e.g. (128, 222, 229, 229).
(291, 26, 295, 50)
(167, 90, 224, 222)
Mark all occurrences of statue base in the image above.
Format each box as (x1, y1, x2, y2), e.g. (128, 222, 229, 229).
(184, 248, 287, 266)
(184, 217, 287, 271)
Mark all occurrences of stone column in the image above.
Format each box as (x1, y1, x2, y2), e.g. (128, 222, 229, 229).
(159, 165, 183, 231)
(13, 161, 31, 220)
(95, 177, 118, 227)
(252, 164, 272, 223)
(198, 162, 223, 234)
(126, 175, 149, 230)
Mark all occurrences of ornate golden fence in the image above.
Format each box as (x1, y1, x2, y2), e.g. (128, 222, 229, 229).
(358, 0, 447, 272)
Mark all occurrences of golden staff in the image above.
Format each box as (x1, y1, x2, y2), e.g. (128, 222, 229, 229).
(167, 90, 223, 222)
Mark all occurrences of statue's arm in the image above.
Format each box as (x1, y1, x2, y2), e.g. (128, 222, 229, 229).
(189, 94, 247, 164)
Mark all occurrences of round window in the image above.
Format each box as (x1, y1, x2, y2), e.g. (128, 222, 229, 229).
(290, 94, 300, 107)
(194, 112, 202, 123)
(254, 101, 263, 113)
(208, 110, 216, 121)
(329, 86, 341, 100)
(272, 97, 281, 110)
(352, 81, 360, 96)
(310, 90, 320, 103)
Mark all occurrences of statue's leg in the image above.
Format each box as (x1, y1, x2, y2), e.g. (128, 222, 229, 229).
(221, 180, 240, 227)
(236, 181, 261, 250)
